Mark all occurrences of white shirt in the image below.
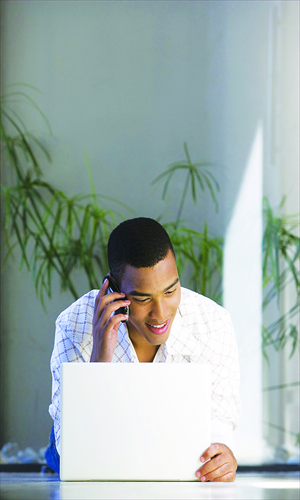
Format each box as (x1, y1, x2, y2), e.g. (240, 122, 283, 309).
(49, 287, 241, 455)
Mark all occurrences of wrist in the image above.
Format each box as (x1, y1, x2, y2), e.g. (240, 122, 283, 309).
(90, 348, 112, 363)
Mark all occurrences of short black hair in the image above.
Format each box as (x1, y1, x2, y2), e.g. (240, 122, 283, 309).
(107, 217, 175, 283)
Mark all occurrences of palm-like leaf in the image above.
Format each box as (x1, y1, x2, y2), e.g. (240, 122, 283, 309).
(152, 142, 221, 226)
(164, 223, 223, 303)
(1, 85, 131, 308)
(262, 197, 300, 357)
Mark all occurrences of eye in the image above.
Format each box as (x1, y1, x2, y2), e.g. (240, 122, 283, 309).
(165, 288, 176, 296)
(133, 297, 150, 303)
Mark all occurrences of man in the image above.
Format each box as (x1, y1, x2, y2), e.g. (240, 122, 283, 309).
(46, 217, 241, 480)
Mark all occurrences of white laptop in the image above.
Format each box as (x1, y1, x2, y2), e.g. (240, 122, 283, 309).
(60, 362, 211, 481)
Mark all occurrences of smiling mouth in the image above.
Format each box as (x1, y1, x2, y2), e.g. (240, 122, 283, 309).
(146, 320, 170, 335)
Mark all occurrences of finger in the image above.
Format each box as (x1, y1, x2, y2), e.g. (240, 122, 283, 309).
(93, 281, 109, 317)
(197, 451, 227, 477)
(94, 289, 126, 322)
(198, 461, 231, 482)
(105, 312, 129, 334)
(196, 449, 235, 479)
(97, 289, 126, 309)
(196, 448, 238, 482)
(97, 299, 130, 328)
(97, 278, 109, 300)
(95, 279, 125, 310)
(200, 443, 223, 464)
(196, 461, 224, 480)
(210, 471, 236, 482)
(99, 313, 129, 352)
(91, 312, 129, 362)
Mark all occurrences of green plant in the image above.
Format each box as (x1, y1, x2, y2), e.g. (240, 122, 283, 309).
(1, 85, 132, 307)
(152, 141, 220, 227)
(153, 142, 223, 303)
(167, 224, 223, 303)
(1, 91, 224, 306)
(262, 197, 300, 357)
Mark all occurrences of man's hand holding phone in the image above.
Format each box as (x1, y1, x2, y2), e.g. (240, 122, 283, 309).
(90, 278, 130, 363)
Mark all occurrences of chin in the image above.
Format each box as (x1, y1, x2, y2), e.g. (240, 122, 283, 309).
(146, 329, 171, 346)
(148, 336, 168, 346)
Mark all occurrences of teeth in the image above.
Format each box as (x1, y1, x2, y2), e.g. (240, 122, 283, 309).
(151, 323, 166, 328)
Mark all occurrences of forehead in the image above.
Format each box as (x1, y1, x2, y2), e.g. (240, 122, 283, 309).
(121, 251, 178, 294)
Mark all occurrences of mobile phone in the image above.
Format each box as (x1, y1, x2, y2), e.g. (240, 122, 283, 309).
(103, 274, 129, 321)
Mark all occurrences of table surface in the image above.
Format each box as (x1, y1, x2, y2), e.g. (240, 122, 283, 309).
(0, 472, 299, 500)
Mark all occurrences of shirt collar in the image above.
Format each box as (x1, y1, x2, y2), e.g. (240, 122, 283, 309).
(164, 306, 204, 357)
(114, 305, 203, 362)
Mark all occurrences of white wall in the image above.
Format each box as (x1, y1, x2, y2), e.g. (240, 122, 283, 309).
(224, 123, 264, 463)
(262, 1, 300, 462)
(1, 0, 298, 462)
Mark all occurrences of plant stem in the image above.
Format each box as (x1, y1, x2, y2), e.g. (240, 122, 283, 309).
(175, 171, 190, 228)
(263, 381, 300, 392)
(5, 135, 78, 299)
(201, 222, 208, 295)
(26, 192, 79, 299)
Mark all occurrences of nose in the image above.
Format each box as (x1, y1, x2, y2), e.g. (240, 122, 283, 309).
(149, 298, 168, 321)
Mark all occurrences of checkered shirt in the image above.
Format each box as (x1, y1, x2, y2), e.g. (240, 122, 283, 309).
(49, 287, 241, 455)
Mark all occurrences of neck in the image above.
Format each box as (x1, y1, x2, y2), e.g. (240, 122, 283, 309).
(132, 342, 159, 363)
(127, 324, 159, 362)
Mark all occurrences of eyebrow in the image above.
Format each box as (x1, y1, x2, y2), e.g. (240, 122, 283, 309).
(128, 278, 179, 297)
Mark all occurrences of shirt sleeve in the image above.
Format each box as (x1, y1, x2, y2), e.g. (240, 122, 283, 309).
(48, 317, 85, 456)
(210, 417, 236, 453)
(209, 310, 241, 451)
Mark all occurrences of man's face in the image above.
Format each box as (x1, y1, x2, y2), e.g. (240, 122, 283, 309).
(120, 250, 181, 348)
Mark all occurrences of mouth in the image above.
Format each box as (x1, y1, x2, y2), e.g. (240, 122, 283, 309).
(146, 319, 170, 335)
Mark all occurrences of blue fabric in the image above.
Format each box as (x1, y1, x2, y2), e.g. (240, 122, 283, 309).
(45, 425, 60, 474)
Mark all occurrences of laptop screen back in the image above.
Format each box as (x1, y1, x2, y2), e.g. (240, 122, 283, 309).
(60, 362, 211, 481)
